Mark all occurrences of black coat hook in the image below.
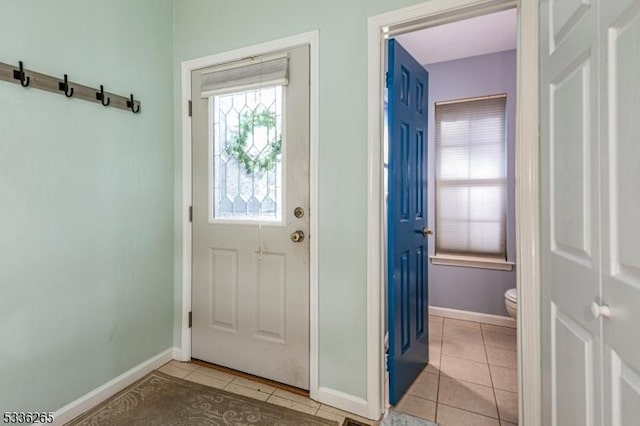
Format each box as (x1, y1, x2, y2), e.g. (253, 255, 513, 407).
(58, 74, 74, 98)
(13, 61, 30, 87)
(96, 85, 110, 107)
(127, 94, 140, 114)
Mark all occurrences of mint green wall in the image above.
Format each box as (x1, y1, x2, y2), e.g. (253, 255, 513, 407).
(0, 0, 174, 412)
(174, 0, 427, 399)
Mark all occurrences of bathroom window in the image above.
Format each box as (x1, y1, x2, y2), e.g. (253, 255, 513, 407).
(433, 95, 509, 269)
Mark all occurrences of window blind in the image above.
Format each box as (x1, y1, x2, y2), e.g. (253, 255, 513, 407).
(434, 95, 507, 260)
(201, 56, 289, 97)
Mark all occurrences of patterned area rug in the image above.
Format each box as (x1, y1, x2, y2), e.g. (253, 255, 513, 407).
(380, 410, 438, 426)
(66, 371, 338, 425)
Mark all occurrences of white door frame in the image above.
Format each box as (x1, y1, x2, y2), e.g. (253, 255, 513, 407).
(178, 30, 320, 400)
(366, 0, 540, 423)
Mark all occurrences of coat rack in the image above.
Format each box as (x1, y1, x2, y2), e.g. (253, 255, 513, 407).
(0, 60, 141, 114)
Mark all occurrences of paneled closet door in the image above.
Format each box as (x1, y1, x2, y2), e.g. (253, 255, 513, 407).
(600, 1, 640, 424)
(540, 1, 602, 425)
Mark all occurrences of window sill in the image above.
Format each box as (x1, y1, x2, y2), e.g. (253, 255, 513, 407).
(430, 255, 515, 271)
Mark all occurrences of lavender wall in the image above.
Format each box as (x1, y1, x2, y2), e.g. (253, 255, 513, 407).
(426, 50, 517, 316)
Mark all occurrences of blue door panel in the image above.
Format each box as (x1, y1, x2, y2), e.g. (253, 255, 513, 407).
(416, 130, 425, 220)
(400, 123, 410, 220)
(387, 38, 429, 405)
(416, 245, 425, 337)
(400, 251, 410, 352)
(400, 66, 410, 105)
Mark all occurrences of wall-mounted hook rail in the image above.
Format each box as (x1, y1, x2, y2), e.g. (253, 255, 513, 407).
(58, 74, 74, 98)
(0, 60, 141, 114)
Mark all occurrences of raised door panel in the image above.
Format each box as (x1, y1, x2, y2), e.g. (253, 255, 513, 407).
(400, 251, 410, 352)
(550, 0, 591, 50)
(253, 252, 286, 343)
(547, 50, 600, 326)
(550, 55, 593, 265)
(551, 304, 596, 426)
(400, 123, 410, 221)
(609, 352, 640, 426)
(208, 248, 238, 332)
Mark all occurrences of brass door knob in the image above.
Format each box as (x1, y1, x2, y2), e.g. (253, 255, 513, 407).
(291, 230, 305, 243)
(414, 228, 433, 238)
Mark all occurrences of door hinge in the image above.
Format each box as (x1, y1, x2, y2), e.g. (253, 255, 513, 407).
(189, 206, 193, 222)
(188, 100, 192, 117)
(188, 311, 192, 328)
(385, 345, 390, 371)
(385, 71, 390, 88)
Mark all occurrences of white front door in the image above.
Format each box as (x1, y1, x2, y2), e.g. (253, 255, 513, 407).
(541, 0, 640, 424)
(191, 45, 311, 389)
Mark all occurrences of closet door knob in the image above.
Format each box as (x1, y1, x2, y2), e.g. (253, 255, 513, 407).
(591, 302, 611, 319)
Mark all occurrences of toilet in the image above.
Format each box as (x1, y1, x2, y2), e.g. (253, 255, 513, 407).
(504, 288, 517, 319)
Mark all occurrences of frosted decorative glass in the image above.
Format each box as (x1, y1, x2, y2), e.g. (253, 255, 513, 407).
(212, 86, 283, 221)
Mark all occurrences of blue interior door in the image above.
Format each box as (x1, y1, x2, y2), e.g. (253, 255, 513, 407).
(387, 38, 429, 405)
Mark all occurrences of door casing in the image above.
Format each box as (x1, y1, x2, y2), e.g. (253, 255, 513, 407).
(367, 0, 540, 422)
(178, 31, 320, 400)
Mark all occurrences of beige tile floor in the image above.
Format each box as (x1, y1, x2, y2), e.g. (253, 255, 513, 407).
(158, 315, 517, 426)
(394, 315, 519, 426)
(157, 360, 377, 425)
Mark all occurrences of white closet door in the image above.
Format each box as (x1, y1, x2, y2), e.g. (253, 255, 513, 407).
(600, 1, 640, 424)
(540, 1, 602, 425)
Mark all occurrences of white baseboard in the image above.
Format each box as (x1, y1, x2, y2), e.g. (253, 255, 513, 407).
(172, 346, 186, 361)
(48, 347, 176, 425)
(429, 306, 516, 328)
(317, 387, 372, 420)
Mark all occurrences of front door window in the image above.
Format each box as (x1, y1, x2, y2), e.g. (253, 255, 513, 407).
(212, 86, 283, 223)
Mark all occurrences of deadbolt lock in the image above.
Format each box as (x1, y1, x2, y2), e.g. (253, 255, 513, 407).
(294, 207, 304, 218)
(291, 230, 305, 243)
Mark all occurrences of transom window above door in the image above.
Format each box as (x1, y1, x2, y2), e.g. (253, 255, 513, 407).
(200, 56, 288, 224)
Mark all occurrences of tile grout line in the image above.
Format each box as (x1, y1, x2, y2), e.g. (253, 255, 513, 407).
(440, 352, 490, 366)
(481, 322, 502, 422)
(434, 330, 441, 422)
(438, 373, 496, 391)
(437, 401, 503, 422)
(166, 361, 197, 373)
(232, 376, 277, 396)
